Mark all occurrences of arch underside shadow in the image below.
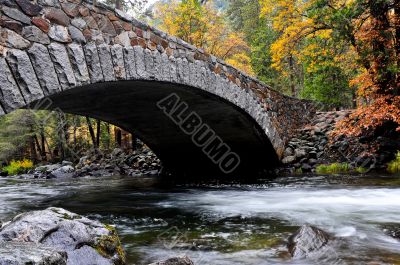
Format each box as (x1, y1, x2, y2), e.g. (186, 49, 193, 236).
(29, 80, 279, 177)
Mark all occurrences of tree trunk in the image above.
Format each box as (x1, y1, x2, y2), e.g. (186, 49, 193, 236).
(45, 138, 54, 161)
(106, 123, 110, 150)
(289, 55, 296, 97)
(115, 128, 122, 147)
(30, 135, 38, 163)
(57, 113, 66, 161)
(86, 117, 97, 148)
(96, 119, 101, 148)
(131, 133, 136, 151)
(34, 135, 43, 161)
(40, 131, 46, 161)
(73, 123, 77, 149)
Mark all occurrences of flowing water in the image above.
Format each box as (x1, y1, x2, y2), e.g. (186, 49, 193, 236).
(0, 174, 399, 265)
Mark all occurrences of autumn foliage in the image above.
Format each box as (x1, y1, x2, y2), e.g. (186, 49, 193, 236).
(336, 0, 400, 136)
(260, 0, 399, 137)
(154, 0, 254, 74)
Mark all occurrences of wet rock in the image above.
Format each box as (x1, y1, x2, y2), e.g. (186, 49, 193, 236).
(49, 165, 74, 178)
(0, 241, 67, 265)
(2, 6, 31, 24)
(15, 0, 42, 16)
(288, 224, 331, 258)
(149, 256, 195, 265)
(35, 163, 62, 173)
(0, 207, 126, 264)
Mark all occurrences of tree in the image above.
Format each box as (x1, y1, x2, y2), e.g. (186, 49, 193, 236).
(259, 0, 399, 130)
(155, 0, 254, 74)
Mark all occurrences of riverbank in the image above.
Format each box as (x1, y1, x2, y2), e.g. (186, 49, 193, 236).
(279, 110, 400, 175)
(1, 111, 399, 181)
(1, 145, 162, 180)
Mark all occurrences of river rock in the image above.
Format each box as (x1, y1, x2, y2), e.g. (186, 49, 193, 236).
(149, 256, 195, 265)
(0, 241, 67, 265)
(35, 163, 62, 173)
(49, 165, 75, 178)
(282, 156, 296, 164)
(288, 224, 331, 258)
(294, 149, 307, 159)
(0, 207, 126, 265)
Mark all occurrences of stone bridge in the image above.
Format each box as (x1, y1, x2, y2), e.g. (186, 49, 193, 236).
(0, 0, 315, 176)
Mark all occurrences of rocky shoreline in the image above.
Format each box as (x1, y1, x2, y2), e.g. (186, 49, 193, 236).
(0, 207, 195, 265)
(0, 207, 355, 265)
(279, 110, 400, 174)
(2, 145, 162, 180)
(2, 110, 399, 181)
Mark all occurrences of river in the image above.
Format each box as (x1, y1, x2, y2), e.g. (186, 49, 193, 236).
(0, 174, 399, 264)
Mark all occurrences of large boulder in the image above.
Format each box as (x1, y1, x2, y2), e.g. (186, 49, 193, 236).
(35, 163, 62, 173)
(149, 256, 194, 265)
(49, 165, 75, 178)
(0, 241, 67, 265)
(288, 224, 331, 258)
(0, 207, 125, 265)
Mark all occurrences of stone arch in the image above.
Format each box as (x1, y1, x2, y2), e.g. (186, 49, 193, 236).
(0, 0, 315, 175)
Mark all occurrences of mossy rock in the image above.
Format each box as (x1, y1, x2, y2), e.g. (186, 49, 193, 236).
(94, 225, 126, 265)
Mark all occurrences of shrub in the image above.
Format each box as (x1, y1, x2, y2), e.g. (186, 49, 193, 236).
(316, 163, 350, 174)
(387, 152, 400, 174)
(355, 167, 368, 174)
(2, 159, 34, 176)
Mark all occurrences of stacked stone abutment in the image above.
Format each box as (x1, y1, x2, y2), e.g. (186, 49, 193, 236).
(0, 0, 315, 159)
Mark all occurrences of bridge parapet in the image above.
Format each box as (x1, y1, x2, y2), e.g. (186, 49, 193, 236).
(0, 0, 316, 159)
